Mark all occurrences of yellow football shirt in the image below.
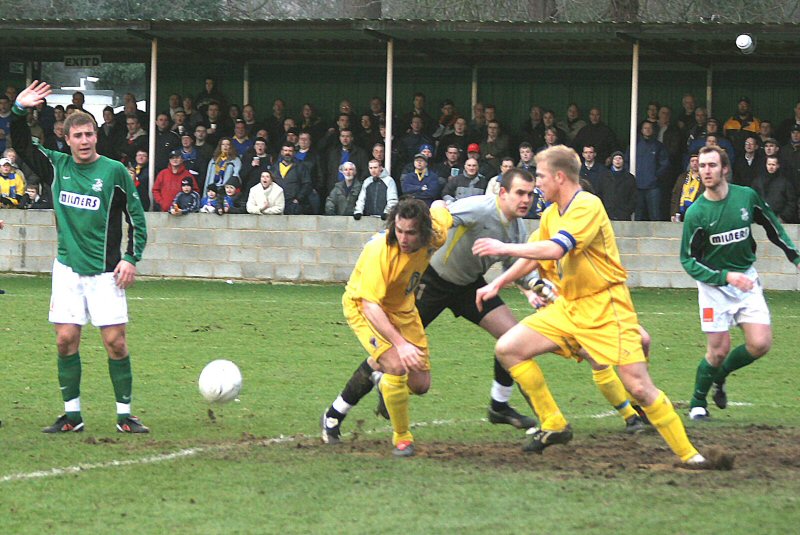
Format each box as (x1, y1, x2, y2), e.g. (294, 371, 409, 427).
(532, 191, 627, 300)
(344, 207, 452, 314)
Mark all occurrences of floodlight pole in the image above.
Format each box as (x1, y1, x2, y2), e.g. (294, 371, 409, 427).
(628, 40, 639, 177)
(384, 38, 394, 175)
(147, 38, 158, 210)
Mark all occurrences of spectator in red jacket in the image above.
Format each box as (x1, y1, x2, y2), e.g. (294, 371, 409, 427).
(152, 149, 197, 211)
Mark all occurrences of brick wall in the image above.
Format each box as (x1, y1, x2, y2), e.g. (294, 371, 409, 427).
(2, 211, 799, 290)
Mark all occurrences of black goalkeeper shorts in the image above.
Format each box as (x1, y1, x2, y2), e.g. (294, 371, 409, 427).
(415, 266, 505, 328)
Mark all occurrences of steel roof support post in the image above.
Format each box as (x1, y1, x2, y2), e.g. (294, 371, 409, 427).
(471, 65, 478, 112)
(243, 62, 250, 105)
(384, 38, 394, 175)
(706, 65, 713, 118)
(628, 40, 639, 180)
(147, 38, 158, 211)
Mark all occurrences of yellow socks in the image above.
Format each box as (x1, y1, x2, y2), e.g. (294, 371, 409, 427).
(380, 373, 413, 445)
(642, 390, 699, 462)
(508, 360, 567, 431)
(592, 366, 638, 421)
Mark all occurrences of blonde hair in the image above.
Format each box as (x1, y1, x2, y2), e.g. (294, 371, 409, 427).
(534, 145, 581, 183)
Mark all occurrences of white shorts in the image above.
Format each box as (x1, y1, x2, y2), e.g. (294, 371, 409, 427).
(49, 259, 128, 327)
(697, 267, 770, 332)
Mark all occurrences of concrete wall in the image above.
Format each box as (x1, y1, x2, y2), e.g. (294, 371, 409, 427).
(2, 210, 799, 290)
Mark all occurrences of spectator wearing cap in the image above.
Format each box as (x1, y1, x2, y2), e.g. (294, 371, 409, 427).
(0, 156, 25, 207)
(232, 119, 254, 157)
(432, 99, 459, 143)
(97, 105, 124, 159)
(400, 152, 442, 207)
(169, 177, 201, 215)
(178, 131, 206, 178)
(780, 124, 800, 188)
(435, 116, 468, 162)
(401, 143, 434, 174)
(154, 112, 181, 175)
(324, 128, 368, 199)
(246, 170, 284, 215)
(761, 137, 781, 175)
(153, 148, 197, 212)
(724, 96, 761, 154)
(325, 161, 362, 216)
(466, 141, 494, 178)
(399, 115, 433, 167)
(285, 127, 300, 149)
(733, 135, 763, 188)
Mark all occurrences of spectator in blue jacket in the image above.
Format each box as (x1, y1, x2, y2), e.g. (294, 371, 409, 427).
(635, 121, 670, 221)
(400, 152, 442, 207)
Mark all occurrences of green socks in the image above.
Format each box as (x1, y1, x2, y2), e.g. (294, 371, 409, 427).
(690, 358, 719, 408)
(108, 356, 133, 422)
(715, 345, 756, 384)
(58, 353, 82, 422)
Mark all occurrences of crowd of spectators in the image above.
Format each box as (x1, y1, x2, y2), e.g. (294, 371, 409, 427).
(2, 78, 799, 223)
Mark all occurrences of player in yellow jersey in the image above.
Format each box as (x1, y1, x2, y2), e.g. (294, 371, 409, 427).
(323, 197, 453, 457)
(473, 145, 719, 467)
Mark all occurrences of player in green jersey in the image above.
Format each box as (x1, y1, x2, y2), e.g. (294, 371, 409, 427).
(14, 81, 150, 433)
(680, 146, 800, 420)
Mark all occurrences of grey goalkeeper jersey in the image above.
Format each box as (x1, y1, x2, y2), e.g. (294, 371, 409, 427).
(430, 194, 530, 286)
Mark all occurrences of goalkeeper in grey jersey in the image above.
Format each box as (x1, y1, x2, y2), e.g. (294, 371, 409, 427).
(322, 169, 645, 444)
(14, 81, 150, 434)
(681, 146, 800, 421)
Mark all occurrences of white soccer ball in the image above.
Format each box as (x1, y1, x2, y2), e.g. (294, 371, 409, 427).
(198, 359, 242, 403)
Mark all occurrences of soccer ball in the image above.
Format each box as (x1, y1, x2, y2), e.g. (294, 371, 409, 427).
(198, 359, 242, 403)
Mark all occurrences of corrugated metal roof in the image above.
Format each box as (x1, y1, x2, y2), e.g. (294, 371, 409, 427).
(1, 19, 798, 67)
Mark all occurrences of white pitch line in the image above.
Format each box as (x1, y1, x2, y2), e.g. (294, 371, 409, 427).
(0, 402, 755, 484)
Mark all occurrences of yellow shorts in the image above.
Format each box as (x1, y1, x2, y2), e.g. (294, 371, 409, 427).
(342, 295, 431, 371)
(520, 284, 646, 366)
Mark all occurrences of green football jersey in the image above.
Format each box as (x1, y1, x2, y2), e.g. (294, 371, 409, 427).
(40, 146, 147, 276)
(680, 184, 799, 286)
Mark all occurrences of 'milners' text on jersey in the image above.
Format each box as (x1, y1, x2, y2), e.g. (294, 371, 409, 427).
(680, 184, 799, 286)
(41, 146, 147, 275)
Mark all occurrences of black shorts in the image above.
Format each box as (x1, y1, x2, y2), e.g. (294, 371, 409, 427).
(415, 266, 506, 327)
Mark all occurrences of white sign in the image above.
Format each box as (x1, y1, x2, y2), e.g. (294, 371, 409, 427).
(64, 56, 102, 68)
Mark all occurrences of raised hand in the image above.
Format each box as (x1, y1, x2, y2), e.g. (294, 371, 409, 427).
(15, 80, 52, 109)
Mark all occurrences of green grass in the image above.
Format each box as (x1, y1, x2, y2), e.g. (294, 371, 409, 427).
(1, 275, 799, 534)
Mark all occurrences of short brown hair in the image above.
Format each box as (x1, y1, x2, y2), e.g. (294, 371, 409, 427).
(698, 145, 730, 169)
(63, 110, 97, 135)
(535, 145, 581, 183)
(500, 168, 534, 192)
